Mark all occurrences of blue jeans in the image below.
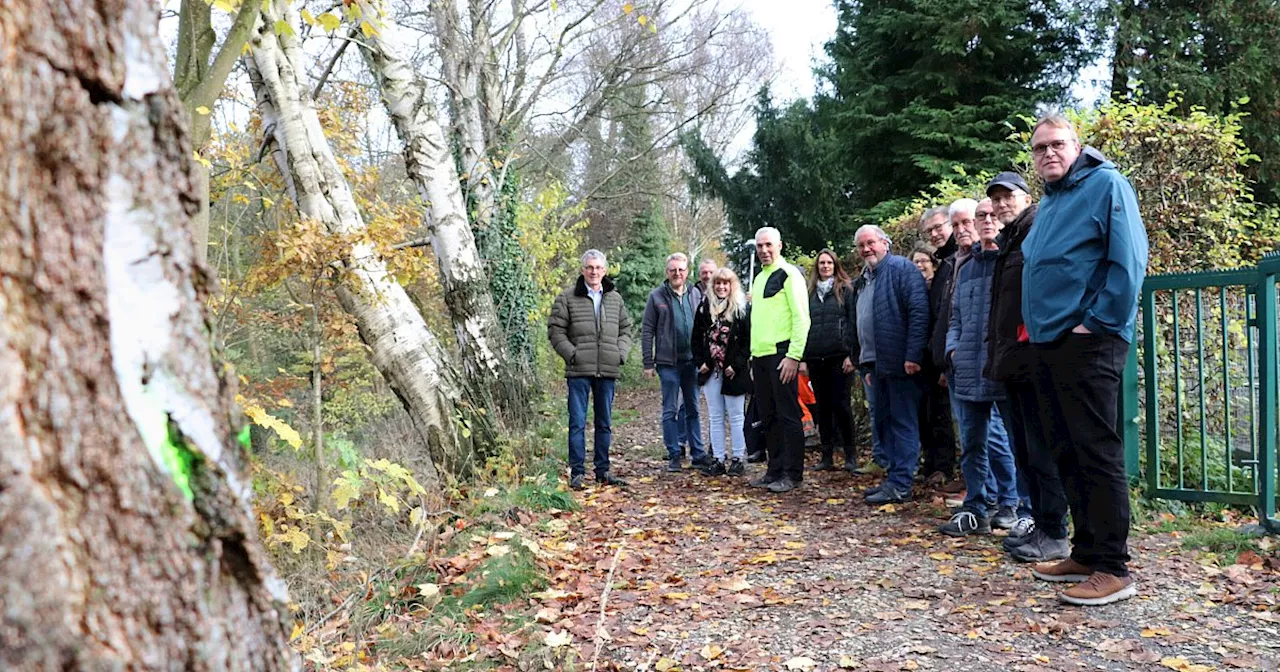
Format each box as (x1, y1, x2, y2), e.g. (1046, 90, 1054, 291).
(659, 363, 705, 461)
(567, 377, 616, 477)
(955, 398, 1020, 516)
(862, 372, 886, 466)
(676, 386, 700, 448)
(872, 375, 923, 492)
(701, 370, 746, 460)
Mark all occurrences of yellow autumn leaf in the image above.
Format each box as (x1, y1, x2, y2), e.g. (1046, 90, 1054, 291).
(289, 621, 304, 641)
(300, 8, 315, 25)
(654, 658, 676, 672)
(929, 551, 954, 561)
(637, 14, 648, 26)
(876, 503, 897, 513)
(699, 644, 723, 660)
(545, 629, 571, 648)
(213, 0, 236, 13)
(1142, 627, 1173, 637)
(318, 12, 342, 32)
(621, 2, 633, 13)
(661, 592, 690, 600)
(748, 550, 779, 564)
(360, 20, 380, 38)
(195, 105, 211, 115)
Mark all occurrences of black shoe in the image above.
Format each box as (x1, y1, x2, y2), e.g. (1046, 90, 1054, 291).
(746, 451, 766, 464)
(938, 509, 991, 537)
(991, 506, 1018, 530)
(842, 456, 858, 472)
(596, 473, 628, 487)
(813, 456, 835, 471)
(768, 477, 798, 493)
(701, 459, 726, 476)
(691, 454, 714, 468)
(749, 475, 778, 488)
(726, 458, 745, 476)
(679, 445, 689, 460)
(666, 459, 683, 473)
(570, 474, 586, 491)
(865, 486, 908, 504)
(863, 482, 884, 497)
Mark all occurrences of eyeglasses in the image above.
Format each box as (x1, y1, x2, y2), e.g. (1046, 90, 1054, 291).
(1031, 138, 1074, 157)
(977, 212, 997, 220)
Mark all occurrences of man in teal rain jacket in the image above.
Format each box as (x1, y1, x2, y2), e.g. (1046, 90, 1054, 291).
(1020, 114, 1148, 607)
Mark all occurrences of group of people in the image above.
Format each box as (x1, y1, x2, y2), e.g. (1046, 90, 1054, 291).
(546, 114, 1149, 606)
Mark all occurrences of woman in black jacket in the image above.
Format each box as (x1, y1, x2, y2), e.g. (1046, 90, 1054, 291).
(802, 249, 859, 471)
(693, 267, 752, 476)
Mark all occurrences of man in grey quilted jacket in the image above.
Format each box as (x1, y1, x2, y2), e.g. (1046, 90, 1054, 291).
(548, 250, 634, 490)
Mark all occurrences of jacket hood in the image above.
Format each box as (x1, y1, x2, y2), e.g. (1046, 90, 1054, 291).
(574, 274, 616, 297)
(1047, 146, 1112, 193)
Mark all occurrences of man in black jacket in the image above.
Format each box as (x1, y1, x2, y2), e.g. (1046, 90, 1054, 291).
(919, 206, 959, 487)
(983, 172, 1070, 563)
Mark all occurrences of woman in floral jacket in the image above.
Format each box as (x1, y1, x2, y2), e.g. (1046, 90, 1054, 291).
(692, 267, 752, 476)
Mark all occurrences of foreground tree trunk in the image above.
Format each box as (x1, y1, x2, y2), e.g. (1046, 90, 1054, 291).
(0, 1, 295, 669)
(357, 5, 531, 428)
(246, 0, 491, 478)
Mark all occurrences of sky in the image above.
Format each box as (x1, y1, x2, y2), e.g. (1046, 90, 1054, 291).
(733, 0, 837, 100)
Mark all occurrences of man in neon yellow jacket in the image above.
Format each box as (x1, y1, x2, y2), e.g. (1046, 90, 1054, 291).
(747, 227, 811, 493)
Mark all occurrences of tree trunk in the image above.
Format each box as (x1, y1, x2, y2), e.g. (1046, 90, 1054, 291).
(357, 8, 531, 427)
(0, 1, 295, 669)
(245, 0, 489, 479)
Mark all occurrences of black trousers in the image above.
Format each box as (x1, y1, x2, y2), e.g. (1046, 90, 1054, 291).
(807, 356, 855, 455)
(1031, 333, 1131, 577)
(1004, 380, 1070, 538)
(753, 354, 805, 482)
(919, 372, 957, 477)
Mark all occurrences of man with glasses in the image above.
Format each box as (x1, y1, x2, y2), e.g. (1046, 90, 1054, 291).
(1021, 114, 1148, 606)
(917, 207, 959, 487)
(643, 253, 708, 472)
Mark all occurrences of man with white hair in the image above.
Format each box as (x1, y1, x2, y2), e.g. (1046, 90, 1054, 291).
(852, 225, 930, 504)
(747, 227, 811, 493)
(643, 252, 708, 472)
(548, 250, 634, 490)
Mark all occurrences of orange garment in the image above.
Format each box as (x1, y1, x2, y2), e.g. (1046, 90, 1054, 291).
(798, 372, 815, 426)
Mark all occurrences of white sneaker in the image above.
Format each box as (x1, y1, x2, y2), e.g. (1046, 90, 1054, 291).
(1009, 517, 1035, 538)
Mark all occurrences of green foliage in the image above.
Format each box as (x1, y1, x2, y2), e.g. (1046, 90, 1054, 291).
(875, 166, 996, 254)
(820, 0, 1092, 214)
(683, 88, 853, 258)
(1108, 0, 1280, 202)
(516, 180, 589, 322)
(1179, 526, 1263, 565)
(477, 171, 540, 369)
(612, 204, 672, 317)
(1011, 97, 1280, 272)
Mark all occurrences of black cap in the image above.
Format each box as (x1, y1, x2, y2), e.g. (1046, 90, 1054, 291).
(986, 171, 1029, 196)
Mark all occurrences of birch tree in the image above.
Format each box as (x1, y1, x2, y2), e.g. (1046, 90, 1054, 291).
(173, 0, 264, 266)
(0, 0, 294, 667)
(245, 0, 493, 479)
(357, 3, 531, 420)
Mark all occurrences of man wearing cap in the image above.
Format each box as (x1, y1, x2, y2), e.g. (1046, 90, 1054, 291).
(984, 171, 1072, 564)
(1021, 114, 1148, 606)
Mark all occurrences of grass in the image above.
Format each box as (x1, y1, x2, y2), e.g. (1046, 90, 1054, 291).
(1179, 526, 1263, 565)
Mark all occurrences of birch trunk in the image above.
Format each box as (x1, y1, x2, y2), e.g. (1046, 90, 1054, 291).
(246, 0, 487, 478)
(0, 1, 294, 668)
(356, 7, 530, 423)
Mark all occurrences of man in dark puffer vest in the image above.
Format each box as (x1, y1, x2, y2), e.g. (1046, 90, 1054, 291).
(548, 250, 634, 491)
(983, 172, 1071, 565)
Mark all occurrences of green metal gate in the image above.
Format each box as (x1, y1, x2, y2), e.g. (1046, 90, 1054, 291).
(1126, 253, 1280, 532)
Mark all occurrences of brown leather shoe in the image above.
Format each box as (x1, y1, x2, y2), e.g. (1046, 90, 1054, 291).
(1060, 572, 1137, 606)
(1031, 558, 1092, 583)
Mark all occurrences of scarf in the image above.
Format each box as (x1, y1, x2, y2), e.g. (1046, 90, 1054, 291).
(816, 277, 835, 302)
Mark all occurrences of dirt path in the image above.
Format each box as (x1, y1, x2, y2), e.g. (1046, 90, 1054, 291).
(537, 388, 1280, 672)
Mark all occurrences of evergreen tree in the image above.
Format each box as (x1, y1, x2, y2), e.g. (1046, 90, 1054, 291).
(683, 87, 852, 258)
(1109, 0, 1280, 202)
(613, 204, 673, 318)
(821, 0, 1092, 213)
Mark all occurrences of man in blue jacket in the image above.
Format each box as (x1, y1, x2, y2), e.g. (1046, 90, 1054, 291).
(853, 225, 930, 504)
(1021, 115, 1148, 606)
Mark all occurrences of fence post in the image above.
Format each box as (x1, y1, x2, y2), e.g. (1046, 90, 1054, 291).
(1123, 343, 1140, 479)
(1256, 261, 1279, 531)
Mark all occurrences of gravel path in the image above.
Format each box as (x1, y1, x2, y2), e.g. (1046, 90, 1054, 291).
(542, 389, 1280, 672)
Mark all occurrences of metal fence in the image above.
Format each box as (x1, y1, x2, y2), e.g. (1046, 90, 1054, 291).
(1125, 252, 1280, 532)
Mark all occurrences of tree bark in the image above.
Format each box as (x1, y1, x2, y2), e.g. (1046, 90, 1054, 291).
(246, 0, 488, 479)
(356, 6, 531, 426)
(0, 1, 295, 669)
